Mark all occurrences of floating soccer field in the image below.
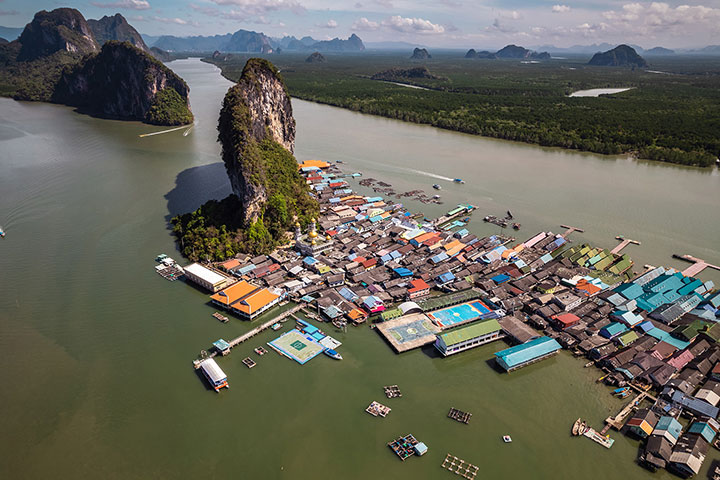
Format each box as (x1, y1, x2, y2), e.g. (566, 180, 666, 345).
(428, 300, 496, 329)
(268, 330, 324, 365)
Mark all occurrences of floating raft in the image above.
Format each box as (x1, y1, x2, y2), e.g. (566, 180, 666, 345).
(387, 434, 419, 461)
(242, 357, 256, 369)
(254, 346, 267, 356)
(448, 408, 472, 425)
(441, 453, 479, 479)
(582, 426, 614, 449)
(384, 385, 402, 398)
(212, 312, 229, 323)
(366, 401, 391, 417)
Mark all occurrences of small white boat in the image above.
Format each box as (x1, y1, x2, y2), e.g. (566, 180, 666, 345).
(502, 435, 512, 443)
(432, 184, 441, 190)
(0, 226, 5, 238)
(432, 194, 441, 199)
(271, 323, 282, 331)
(324, 349, 343, 360)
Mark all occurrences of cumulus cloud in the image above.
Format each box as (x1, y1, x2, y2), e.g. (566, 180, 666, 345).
(152, 16, 199, 26)
(602, 2, 720, 36)
(381, 16, 445, 34)
(552, 4, 570, 13)
(499, 10, 522, 20)
(209, 0, 305, 15)
(316, 19, 338, 29)
(90, 0, 150, 9)
(189, 4, 220, 16)
(352, 17, 379, 31)
(488, 18, 517, 34)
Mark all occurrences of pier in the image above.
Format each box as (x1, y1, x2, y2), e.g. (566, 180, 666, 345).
(673, 254, 720, 278)
(432, 204, 475, 227)
(193, 304, 304, 367)
(560, 224, 585, 239)
(611, 236, 641, 254)
(601, 390, 653, 434)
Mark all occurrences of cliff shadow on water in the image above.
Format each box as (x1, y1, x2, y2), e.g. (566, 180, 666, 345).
(164, 162, 232, 223)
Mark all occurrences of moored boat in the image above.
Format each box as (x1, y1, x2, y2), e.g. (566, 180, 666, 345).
(324, 348, 343, 360)
(271, 323, 282, 331)
(572, 418, 581, 436)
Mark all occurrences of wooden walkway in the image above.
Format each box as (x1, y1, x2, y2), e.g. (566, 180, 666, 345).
(193, 304, 304, 367)
(560, 224, 584, 239)
(601, 391, 651, 434)
(673, 254, 720, 278)
(611, 236, 641, 254)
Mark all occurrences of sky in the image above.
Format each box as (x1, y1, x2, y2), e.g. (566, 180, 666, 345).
(1, 0, 720, 48)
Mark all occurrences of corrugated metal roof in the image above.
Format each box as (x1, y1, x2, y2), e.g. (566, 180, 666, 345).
(439, 319, 502, 347)
(200, 358, 227, 383)
(494, 336, 561, 369)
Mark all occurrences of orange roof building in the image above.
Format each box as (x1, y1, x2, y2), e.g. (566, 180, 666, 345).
(210, 280, 282, 319)
(298, 159, 330, 170)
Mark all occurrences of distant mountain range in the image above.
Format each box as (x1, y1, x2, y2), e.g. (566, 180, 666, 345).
(465, 44, 549, 60)
(0, 25, 23, 41)
(149, 31, 364, 53)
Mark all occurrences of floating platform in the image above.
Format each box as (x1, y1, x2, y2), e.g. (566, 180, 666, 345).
(582, 427, 614, 449)
(375, 313, 440, 353)
(388, 434, 419, 461)
(448, 408, 472, 424)
(254, 346, 267, 356)
(242, 357, 256, 369)
(384, 385, 402, 398)
(366, 401, 391, 417)
(441, 453, 479, 479)
(212, 312, 229, 323)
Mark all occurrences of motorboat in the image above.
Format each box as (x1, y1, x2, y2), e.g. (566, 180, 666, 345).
(324, 349, 343, 360)
(502, 435, 512, 443)
(453, 178, 465, 184)
(432, 184, 441, 190)
(271, 323, 282, 331)
(0, 226, 5, 238)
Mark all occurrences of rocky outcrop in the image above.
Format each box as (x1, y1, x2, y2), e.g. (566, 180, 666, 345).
(305, 51, 326, 63)
(87, 13, 148, 52)
(371, 66, 439, 81)
(17, 8, 98, 61)
(218, 58, 298, 225)
(149, 46, 171, 62)
(496, 44, 550, 60)
(465, 49, 497, 59)
(588, 45, 647, 67)
(311, 34, 364, 52)
(410, 48, 431, 59)
(53, 41, 192, 125)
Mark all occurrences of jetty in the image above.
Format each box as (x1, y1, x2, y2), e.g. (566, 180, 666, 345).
(560, 224, 585, 239)
(441, 453, 479, 479)
(611, 235, 641, 254)
(193, 304, 304, 367)
(601, 390, 653, 433)
(673, 254, 720, 278)
(433, 204, 475, 227)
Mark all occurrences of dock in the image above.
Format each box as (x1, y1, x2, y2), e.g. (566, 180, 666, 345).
(388, 434, 419, 461)
(193, 304, 304, 368)
(433, 204, 475, 228)
(582, 426, 615, 449)
(601, 390, 652, 434)
(384, 385, 402, 398)
(560, 224, 585, 239)
(611, 236, 641, 254)
(673, 254, 720, 278)
(447, 408, 472, 424)
(441, 454, 479, 479)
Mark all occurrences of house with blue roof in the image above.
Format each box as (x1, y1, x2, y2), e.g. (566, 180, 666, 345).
(393, 267, 413, 278)
(494, 336, 562, 372)
(653, 416, 683, 445)
(600, 322, 628, 339)
(436, 271, 456, 286)
(688, 421, 717, 444)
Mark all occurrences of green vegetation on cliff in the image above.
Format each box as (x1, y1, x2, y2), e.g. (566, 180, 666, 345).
(146, 87, 194, 125)
(206, 53, 720, 167)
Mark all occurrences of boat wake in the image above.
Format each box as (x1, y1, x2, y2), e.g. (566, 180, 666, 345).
(408, 169, 454, 183)
(139, 124, 194, 138)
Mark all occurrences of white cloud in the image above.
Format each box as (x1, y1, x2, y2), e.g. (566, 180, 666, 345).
(208, 0, 305, 15)
(152, 16, 199, 26)
(316, 19, 338, 29)
(552, 5, 570, 13)
(189, 4, 220, 16)
(499, 10, 522, 20)
(601, 3, 720, 36)
(381, 15, 445, 34)
(90, 0, 151, 10)
(352, 17, 379, 31)
(489, 18, 517, 34)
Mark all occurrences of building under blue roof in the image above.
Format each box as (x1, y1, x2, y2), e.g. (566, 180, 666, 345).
(393, 267, 413, 278)
(599, 322, 628, 339)
(491, 274, 510, 284)
(494, 336, 562, 372)
(615, 282, 644, 300)
(653, 416, 683, 442)
(437, 271, 456, 285)
(688, 422, 716, 443)
(213, 339, 231, 352)
(671, 390, 720, 419)
(646, 328, 690, 350)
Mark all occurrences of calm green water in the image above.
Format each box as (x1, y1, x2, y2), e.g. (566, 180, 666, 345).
(0, 58, 718, 479)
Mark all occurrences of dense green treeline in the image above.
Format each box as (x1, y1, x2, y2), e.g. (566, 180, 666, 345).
(206, 53, 720, 167)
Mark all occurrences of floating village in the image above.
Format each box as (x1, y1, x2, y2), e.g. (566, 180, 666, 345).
(155, 158, 720, 478)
